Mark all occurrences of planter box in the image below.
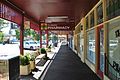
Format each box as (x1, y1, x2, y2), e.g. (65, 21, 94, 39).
(30, 61, 35, 70)
(47, 48, 51, 52)
(20, 64, 30, 75)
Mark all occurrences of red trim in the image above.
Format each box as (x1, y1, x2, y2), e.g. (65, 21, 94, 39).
(96, 25, 104, 79)
(30, 21, 39, 31)
(0, 2, 22, 26)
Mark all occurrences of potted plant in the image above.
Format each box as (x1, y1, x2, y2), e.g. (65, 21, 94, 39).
(40, 48, 49, 60)
(47, 45, 51, 52)
(20, 55, 30, 75)
(29, 55, 35, 70)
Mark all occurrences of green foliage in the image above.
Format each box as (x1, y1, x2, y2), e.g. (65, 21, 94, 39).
(41, 25, 48, 30)
(52, 35, 58, 41)
(31, 30, 36, 38)
(30, 55, 35, 61)
(0, 19, 8, 30)
(24, 29, 31, 37)
(40, 48, 46, 54)
(47, 45, 51, 49)
(40, 48, 49, 60)
(20, 55, 30, 66)
(42, 34, 46, 40)
(48, 34, 52, 40)
(35, 33, 40, 41)
(15, 29, 20, 40)
(24, 53, 35, 61)
(24, 29, 40, 41)
(0, 31, 4, 43)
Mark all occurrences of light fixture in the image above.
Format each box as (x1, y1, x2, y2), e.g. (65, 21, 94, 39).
(47, 16, 68, 19)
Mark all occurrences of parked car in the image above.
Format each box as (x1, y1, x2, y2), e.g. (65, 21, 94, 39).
(24, 41, 39, 50)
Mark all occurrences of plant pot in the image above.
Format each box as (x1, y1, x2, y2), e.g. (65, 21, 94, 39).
(20, 64, 30, 75)
(30, 61, 35, 70)
(47, 48, 51, 52)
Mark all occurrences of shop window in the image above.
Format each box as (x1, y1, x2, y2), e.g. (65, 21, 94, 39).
(97, 3, 103, 24)
(80, 34, 84, 55)
(87, 29, 95, 64)
(106, 0, 120, 20)
(107, 18, 120, 79)
(90, 12, 94, 28)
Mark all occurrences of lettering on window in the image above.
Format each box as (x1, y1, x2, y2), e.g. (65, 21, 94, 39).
(115, 29, 120, 38)
(113, 61, 120, 75)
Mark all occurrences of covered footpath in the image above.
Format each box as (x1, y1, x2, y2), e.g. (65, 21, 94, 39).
(43, 45, 100, 80)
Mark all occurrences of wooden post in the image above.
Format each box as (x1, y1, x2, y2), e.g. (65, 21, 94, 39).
(20, 13, 24, 55)
(66, 34, 68, 46)
(46, 30, 49, 47)
(66, 34, 68, 42)
(40, 23, 42, 48)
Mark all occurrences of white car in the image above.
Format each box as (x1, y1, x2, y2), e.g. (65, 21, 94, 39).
(24, 41, 39, 49)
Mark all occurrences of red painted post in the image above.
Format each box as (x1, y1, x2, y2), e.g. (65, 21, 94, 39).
(20, 14, 24, 55)
(46, 30, 49, 47)
(40, 23, 42, 48)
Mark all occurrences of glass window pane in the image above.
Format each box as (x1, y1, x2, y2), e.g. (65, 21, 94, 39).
(107, 18, 120, 79)
(99, 28, 104, 72)
(106, 0, 120, 20)
(97, 3, 103, 24)
(90, 12, 94, 28)
(87, 29, 95, 64)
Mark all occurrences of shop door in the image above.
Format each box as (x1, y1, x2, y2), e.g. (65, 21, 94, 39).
(97, 25, 104, 79)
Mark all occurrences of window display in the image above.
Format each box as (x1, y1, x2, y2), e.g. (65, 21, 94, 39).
(87, 29, 95, 64)
(107, 18, 120, 79)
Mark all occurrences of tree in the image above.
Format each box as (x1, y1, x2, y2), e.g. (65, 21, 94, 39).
(35, 33, 40, 41)
(0, 19, 8, 43)
(24, 29, 31, 37)
(15, 29, 20, 40)
(52, 35, 58, 42)
(48, 34, 52, 40)
(31, 30, 36, 39)
(0, 31, 4, 43)
(0, 19, 8, 31)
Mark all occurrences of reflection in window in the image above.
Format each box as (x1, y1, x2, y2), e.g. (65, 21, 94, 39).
(106, 0, 120, 20)
(24, 28, 40, 49)
(107, 18, 120, 79)
(90, 12, 94, 28)
(0, 18, 19, 44)
(87, 29, 95, 64)
(97, 3, 103, 24)
(99, 28, 104, 72)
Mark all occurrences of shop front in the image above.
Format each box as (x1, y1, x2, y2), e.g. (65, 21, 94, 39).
(106, 18, 120, 80)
